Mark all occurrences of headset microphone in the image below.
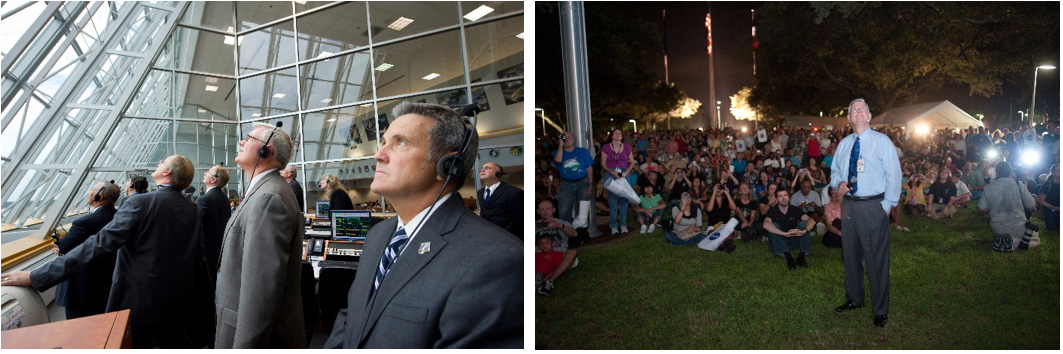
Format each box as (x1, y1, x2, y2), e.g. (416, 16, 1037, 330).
(93, 180, 116, 203)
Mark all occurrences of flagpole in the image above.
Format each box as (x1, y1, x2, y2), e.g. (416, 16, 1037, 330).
(706, 2, 717, 130)
(664, 9, 671, 130)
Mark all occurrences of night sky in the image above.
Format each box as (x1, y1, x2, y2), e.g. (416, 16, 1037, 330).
(559, 2, 1059, 129)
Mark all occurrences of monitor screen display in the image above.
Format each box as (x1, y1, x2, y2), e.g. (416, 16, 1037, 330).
(315, 201, 331, 218)
(331, 210, 371, 240)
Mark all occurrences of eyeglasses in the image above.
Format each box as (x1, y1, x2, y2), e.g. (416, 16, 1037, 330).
(851, 106, 870, 113)
(244, 133, 267, 144)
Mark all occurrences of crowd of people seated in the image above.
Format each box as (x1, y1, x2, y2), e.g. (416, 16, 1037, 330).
(535, 120, 1059, 284)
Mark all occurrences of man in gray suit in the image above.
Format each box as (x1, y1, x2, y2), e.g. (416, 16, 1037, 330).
(2, 155, 205, 349)
(214, 122, 305, 348)
(324, 102, 523, 348)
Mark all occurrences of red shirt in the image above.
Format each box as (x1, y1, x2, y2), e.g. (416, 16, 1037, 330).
(535, 250, 563, 274)
(807, 138, 822, 158)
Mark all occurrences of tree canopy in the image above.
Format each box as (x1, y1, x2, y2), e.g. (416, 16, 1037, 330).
(536, 3, 685, 130)
(749, 2, 1060, 122)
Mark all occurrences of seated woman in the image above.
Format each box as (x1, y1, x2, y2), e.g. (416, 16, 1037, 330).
(635, 185, 666, 234)
(664, 192, 707, 246)
(806, 157, 828, 188)
(927, 168, 958, 219)
(902, 173, 931, 218)
(822, 186, 843, 248)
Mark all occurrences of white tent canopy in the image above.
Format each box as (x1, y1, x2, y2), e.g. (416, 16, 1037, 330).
(870, 100, 984, 137)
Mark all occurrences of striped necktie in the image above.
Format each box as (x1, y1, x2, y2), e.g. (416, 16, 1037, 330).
(374, 227, 409, 293)
(848, 137, 861, 195)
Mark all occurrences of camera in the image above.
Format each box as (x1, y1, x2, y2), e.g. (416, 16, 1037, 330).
(560, 134, 567, 141)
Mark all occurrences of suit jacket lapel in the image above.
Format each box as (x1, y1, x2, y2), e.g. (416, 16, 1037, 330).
(223, 171, 279, 236)
(357, 193, 464, 347)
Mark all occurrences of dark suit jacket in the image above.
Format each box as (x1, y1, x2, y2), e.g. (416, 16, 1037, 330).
(54, 205, 118, 316)
(288, 178, 305, 213)
(214, 171, 305, 348)
(330, 189, 355, 212)
(197, 186, 231, 273)
(476, 182, 524, 238)
(31, 185, 205, 325)
(324, 193, 523, 348)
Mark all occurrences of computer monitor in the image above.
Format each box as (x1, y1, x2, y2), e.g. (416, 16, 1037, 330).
(331, 210, 372, 240)
(315, 201, 331, 218)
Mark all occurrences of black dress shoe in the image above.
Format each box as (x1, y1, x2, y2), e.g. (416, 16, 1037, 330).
(835, 301, 863, 313)
(874, 314, 888, 327)
(784, 253, 796, 270)
(796, 253, 808, 268)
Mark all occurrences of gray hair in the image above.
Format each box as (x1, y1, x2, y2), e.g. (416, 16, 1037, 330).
(848, 98, 868, 113)
(252, 122, 294, 166)
(167, 154, 195, 191)
(392, 102, 478, 186)
(284, 164, 297, 178)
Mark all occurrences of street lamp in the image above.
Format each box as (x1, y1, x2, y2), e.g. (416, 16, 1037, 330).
(716, 100, 722, 129)
(1030, 64, 1056, 122)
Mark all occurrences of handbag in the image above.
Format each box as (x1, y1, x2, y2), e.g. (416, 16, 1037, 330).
(675, 226, 703, 241)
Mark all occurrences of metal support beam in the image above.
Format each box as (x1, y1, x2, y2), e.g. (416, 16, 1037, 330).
(559, 1, 593, 154)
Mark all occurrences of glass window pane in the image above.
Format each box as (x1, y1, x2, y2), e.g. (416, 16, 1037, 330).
(295, 1, 338, 15)
(240, 114, 303, 164)
(165, 27, 237, 75)
(95, 118, 173, 169)
(296, 1, 368, 61)
(300, 51, 372, 111)
(236, 1, 293, 32)
(240, 67, 300, 119)
(460, 1, 521, 23)
(464, 15, 523, 83)
(238, 20, 296, 75)
(304, 159, 379, 213)
(77, 54, 143, 106)
(302, 104, 377, 161)
(32, 108, 109, 165)
(468, 80, 522, 134)
(127, 69, 174, 117)
(116, 6, 173, 53)
(176, 122, 241, 168)
(181, 2, 235, 33)
(0, 168, 74, 226)
(373, 29, 464, 99)
(176, 72, 238, 121)
(368, 2, 458, 43)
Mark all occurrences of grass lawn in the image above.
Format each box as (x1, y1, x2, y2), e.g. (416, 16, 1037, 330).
(534, 206, 1059, 349)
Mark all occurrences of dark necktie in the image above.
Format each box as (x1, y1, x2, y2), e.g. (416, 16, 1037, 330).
(374, 227, 409, 293)
(848, 137, 861, 195)
(484, 188, 491, 205)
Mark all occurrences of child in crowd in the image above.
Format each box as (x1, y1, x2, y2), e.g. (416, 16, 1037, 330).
(535, 234, 564, 296)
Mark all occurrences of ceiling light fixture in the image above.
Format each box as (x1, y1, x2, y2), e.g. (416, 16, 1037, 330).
(205, 85, 218, 91)
(320, 98, 333, 103)
(327, 118, 337, 122)
(463, 5, 494, 21)
(374, 63, 393, 71)
(273, 93, 286, 98)
(252, 113, 262, 117)
(198, 108, 207, 113)
(205, 77, 218, 83)
(318, 51, 334, 59)
(422, 73, 440, 80)
(388, 17, 414, 31)
(516, 32, 525, 40)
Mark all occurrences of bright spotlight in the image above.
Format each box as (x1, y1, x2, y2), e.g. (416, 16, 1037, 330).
(741, 127, 748, 133)
(1022, 150, 1040, 166)
(986, 149, 998, 159)
(916, 125, 930, 135)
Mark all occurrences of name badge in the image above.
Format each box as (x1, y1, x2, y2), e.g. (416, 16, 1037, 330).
(856, 158, 866, 173)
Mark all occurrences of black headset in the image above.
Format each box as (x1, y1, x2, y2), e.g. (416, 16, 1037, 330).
(495, 164, 504, 178)
(435, 123, 474, 180)
(257, 123, 282, 159)
(93, 180, 115, 202)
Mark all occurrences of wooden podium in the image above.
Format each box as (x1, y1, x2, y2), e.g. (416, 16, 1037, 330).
(1, 309, 131, 349)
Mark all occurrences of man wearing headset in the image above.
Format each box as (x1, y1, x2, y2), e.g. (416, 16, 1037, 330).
(325, 102, 522, 348)
(51, 181, 121, 320)
(214, 123, 305, 348)
(3, 155, 206, 348)
(476, 162, 524, 238)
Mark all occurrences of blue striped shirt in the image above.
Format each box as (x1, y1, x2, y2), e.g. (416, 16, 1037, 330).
(830, 128, 902, 212)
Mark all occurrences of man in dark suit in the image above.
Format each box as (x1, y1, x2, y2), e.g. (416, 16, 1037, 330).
(281, 164, 305, 213)
(52, 181, 120, 320)
(324, 102, 522, 348)
(214, 122, 305, 348)
(199, 165, 231, 278)
(3, 154, 206, 349)
(476, 162, 524, 238)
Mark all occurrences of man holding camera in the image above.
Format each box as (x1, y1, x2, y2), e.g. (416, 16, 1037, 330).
(980, 161, 1039, 250)
(554, 131, 594, 226)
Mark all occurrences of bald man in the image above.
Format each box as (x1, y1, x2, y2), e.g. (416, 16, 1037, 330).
(476, 162, 524, 238)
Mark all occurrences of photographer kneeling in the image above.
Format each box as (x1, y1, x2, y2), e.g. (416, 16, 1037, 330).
(979, 161, 1040, 252)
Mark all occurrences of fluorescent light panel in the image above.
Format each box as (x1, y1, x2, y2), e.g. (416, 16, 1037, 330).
(252, 113, 262, 117)
(320, 98, 333, 103)
(205, 85, 218, 91)
(205, 77, 218, 83)
(422, 73, 440, 80)
(374, 63, 393, 71)
(463, 5, 494, 21)
(388, 17, 414, 31)
(273, 93, 286, 99)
